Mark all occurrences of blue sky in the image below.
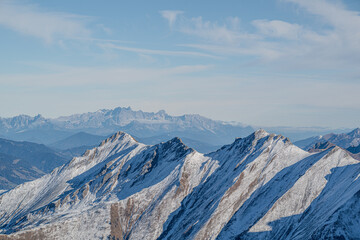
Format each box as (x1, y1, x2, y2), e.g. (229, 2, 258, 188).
(0, 0, 359, 128)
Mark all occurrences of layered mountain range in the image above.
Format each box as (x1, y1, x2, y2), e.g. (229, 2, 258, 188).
(0, 130, 359, 239)
(0, 107, 253, 153)
(294, 128, 360, 159)
(0, 138, 68, 190)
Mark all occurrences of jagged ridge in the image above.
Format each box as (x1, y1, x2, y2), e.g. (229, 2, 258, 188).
(0, 130, 359, 240)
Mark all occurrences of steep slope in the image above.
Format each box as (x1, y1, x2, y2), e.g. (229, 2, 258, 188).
(0, 138, 69, 190)
(219, 146, 359, 239)
(0, 132, 218, 239)
(0, 130, 359, 239)
(160, 131, 359, 240)
(159, 130, 309, 239)
(346, 145, 360, 160)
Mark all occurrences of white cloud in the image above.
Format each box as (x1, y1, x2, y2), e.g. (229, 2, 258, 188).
(0, 1, 91, 43)
(252, 20, 304, 40)
(160, 10, 183, 27)
(181, 16, 257, 44)
(180, 43, 282, 60)
(0, 64, 211, 87)
(284, 0, 360, 50)
(1, 64, 359, 127)
(165, 0, 360, 71)
(160, 11, 255, 44)
(99, 43, 219, 59)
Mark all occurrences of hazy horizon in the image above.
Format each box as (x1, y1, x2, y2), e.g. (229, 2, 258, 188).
(0, 105, 356, 131)
(1, 0, 359, 128)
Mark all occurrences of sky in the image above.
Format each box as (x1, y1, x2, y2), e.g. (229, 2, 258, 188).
(0, 0, 359, 128)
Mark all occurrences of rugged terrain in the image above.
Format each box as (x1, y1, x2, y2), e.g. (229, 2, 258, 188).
(0, 130, 359, 239)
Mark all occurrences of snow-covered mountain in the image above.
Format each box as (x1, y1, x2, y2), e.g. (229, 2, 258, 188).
(0, 107, 253, 152)
(294, 128, 360, 154)
(0, 130, 359, 239)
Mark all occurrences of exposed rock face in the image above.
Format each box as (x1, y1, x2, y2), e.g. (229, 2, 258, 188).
(0, 130, 359, 239)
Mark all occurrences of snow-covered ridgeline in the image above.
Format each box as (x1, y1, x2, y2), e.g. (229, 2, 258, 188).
(0, 129, 359, 239)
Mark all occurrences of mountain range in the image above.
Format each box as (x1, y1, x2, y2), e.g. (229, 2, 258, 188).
(0, 107, 253, 153)
(0, 138, 69, 190)
(294, 128, 360, 158)
(0, 130, 359, 239)
(1, 107, 352, 154)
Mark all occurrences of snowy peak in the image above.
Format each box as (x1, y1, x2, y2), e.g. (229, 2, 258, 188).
(0, 114, 48, 131)
(99, 131, 137, 147)
(66, 131, 142, 173)
(254, 128, 270, 139)
(160, 136, 188, 150)
(218, 129, 292, 158)
(0, 130, 216, 239)
(1, 130, 359, 239)
(348, 127, 360, 137)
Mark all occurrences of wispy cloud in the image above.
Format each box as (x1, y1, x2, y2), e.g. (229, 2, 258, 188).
(1, 63, 359, 127)
(0, 64, 211, 87)
(252, 20, 304, 40)
(0, 1, 91, 43)
(161, 1, 360, 71)
(167, 14, 257, 44)
(160, 10, 183, 27)
(99, 43, 219, 59)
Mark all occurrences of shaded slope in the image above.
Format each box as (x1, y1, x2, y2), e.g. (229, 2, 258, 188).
(0, 132, 218, 239)
(0, 153, 43, 190)
(0, 138, 69, 190)
(48, 132, 106, 150)
(0, 130, 359, 240)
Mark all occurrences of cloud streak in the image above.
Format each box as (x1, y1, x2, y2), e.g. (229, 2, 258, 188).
(0, 64, 212, 87)
(160, 10, 183, 27)
(161, 1, 360, 72)
(0, 1, 91, 43)
(1, 63, 359, 127)
(99, 43, 219, 59)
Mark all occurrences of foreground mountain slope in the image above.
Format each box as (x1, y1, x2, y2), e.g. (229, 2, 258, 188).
(0, 130, 359, 239)
(220, 146, 360, 239)
(0, 132, 218, 239)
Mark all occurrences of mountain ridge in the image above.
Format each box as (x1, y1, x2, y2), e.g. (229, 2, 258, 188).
(1, 129, 359, 239)
(294, 128, 360, 150)
(0, 107, 254, 150)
